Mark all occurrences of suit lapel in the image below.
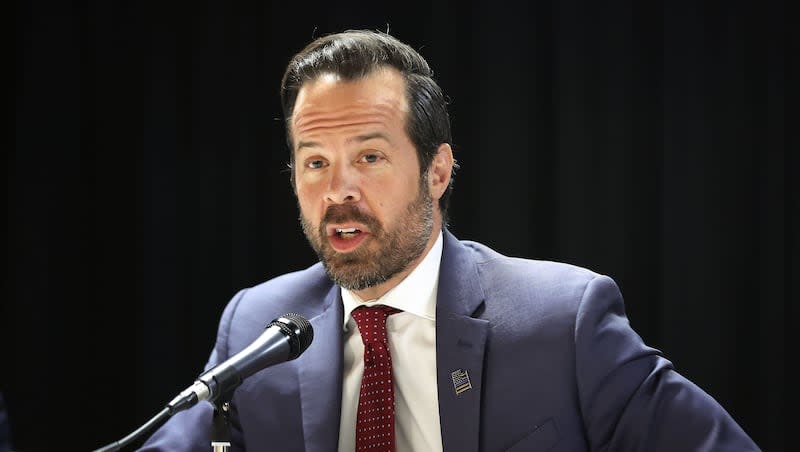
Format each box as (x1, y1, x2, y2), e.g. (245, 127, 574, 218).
(436, 231, 489, 452)
(298, 285, 344, 452)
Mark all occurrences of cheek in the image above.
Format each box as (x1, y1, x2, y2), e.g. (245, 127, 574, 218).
(366, 180, 407, 214)
(295, 186, 318, 214)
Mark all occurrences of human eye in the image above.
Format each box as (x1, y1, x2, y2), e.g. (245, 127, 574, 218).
(305, 158, 327, 169)
(358, 153, 383, 164)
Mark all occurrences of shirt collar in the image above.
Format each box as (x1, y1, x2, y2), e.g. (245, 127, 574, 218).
(341, 230, 443, 331)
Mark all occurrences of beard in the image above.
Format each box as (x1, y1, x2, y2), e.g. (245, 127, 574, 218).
(300, 181, 434, 292)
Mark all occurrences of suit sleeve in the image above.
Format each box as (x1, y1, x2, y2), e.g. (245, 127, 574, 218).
(137, 290, 249, 452)
(574, 275, 760, 451)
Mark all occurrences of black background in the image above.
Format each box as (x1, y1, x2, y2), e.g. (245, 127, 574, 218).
(9, 0, 791, 450)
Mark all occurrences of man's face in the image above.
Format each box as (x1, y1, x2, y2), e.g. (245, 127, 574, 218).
(291, 68, 437, 297)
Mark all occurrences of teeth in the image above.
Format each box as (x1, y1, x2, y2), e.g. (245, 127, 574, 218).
(336, 228, 358, 233)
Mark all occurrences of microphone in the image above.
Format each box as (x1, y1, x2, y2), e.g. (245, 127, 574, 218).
(93, 313, 313, 452)
(167, 313, 314, 415)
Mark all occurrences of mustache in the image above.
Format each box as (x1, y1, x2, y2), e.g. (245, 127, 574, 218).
(321, 204, 381, 231)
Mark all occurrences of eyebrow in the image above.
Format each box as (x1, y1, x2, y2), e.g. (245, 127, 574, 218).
(295, 132, 391, 153)
(347, 132, 391, 144)
(295, 140, 321, 152)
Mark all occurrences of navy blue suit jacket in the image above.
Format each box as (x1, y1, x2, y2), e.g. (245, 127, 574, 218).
(140, 230, 758, 451)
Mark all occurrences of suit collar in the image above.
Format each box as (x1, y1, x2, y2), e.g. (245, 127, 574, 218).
(438, 229, 486, 316)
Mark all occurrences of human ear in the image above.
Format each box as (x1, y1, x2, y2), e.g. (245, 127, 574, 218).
(427, 143, 454, 201)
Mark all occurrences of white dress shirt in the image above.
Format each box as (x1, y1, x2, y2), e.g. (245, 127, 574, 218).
(337, 231, 444, 452)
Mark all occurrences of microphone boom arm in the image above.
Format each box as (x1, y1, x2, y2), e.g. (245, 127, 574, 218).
(91, 313, 313, 451)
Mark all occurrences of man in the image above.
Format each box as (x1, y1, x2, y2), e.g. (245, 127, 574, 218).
(141, 30, 759, 451)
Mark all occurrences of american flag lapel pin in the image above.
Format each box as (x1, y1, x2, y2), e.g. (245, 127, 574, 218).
(451, 369, 472, 395)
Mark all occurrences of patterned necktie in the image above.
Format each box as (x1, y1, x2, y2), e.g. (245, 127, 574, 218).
(351, 305, 401, 452)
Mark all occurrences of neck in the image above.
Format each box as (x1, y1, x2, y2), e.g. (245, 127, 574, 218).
(353, 222, 442, 301)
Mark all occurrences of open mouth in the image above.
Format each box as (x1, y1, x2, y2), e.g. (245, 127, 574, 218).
(327, 224, 370, 252)
(335, 227, 361, 239)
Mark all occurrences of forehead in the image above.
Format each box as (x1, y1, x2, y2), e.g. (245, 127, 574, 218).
(290, 68, 409, 144)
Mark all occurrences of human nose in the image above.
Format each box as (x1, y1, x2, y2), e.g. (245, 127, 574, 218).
(324, 162, 361, 205)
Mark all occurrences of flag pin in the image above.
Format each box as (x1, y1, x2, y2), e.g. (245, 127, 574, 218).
(451, 369, 472, 395)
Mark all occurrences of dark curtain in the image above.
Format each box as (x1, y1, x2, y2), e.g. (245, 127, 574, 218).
(9, 0, 790, 450)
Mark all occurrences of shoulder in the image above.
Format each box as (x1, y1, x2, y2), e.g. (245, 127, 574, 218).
(462, 239, 603, 298)
(241, 262, 333, 307)
(216, 262, 335, 344)
(457, 239, 618, 323)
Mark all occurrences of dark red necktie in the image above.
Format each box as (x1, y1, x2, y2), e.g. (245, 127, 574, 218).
(351, 305, 401, 452)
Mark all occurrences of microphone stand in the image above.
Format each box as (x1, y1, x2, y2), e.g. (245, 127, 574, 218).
(92, 399, 234, 452)
(92, 408, 171, 452)
(210, 398, 232, 452)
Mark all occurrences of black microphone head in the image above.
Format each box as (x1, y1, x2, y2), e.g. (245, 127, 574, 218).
(269, 313, 313, 359)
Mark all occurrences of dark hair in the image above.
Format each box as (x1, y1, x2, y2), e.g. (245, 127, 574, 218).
(281, 29, 456, 219)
